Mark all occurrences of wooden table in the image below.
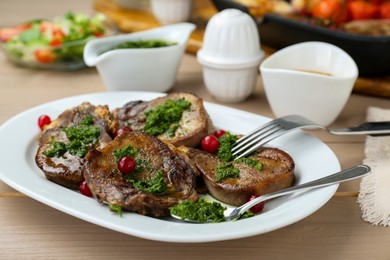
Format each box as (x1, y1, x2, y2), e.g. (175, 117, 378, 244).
(1, 0, 390, 259)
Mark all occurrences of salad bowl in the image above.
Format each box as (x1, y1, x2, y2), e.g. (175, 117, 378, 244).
(0, 12, 117, 70)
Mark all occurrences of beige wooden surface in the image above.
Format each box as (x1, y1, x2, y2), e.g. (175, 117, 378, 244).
(1, 0, 390, 259)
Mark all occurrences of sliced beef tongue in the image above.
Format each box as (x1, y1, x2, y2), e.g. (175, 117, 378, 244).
(113, 92, 213, 148)
(83, 131, 198, 218)
(35, 102, 117, 190)
(184, 147, 295, 206)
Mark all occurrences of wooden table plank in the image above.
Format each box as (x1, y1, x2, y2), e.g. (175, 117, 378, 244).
(0, 197, 388, 259)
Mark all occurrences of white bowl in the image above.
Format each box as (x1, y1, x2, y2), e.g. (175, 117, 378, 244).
(83, 23, 195, 92)
(197, 9, 264, 103)
(260, 41, 358, 126)
(150, 0, 193, 25)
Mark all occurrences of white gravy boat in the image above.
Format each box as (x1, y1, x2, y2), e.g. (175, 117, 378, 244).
(84, 23, 196, 92)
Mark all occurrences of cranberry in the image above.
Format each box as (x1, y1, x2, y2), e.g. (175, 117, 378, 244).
(79, 181, 93, 197)
(247, 195, 265, 213)
(118, 156, 136, 175)
(214, 129, 226, 138)
(114, 126, 132, 138)
(38, 115, 51, 130)
(200, 135, 220, 154)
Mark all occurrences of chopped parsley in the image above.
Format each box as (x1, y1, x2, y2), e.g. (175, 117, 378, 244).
(44, 115, 100, 158)
(169, 198, 226, 223)
(215, 162, 240, 182)
(144, 98, 191, 137)
(113, 145, 138, 162)
(235, 157, 263, 171)
(213, 132, 263, 182)
(112, 145, 165, 194)
(43, 141, 66, 158)
(109, 204, 123, 217)
(217, 132, 238, 162)
(126, 170, 168, 195)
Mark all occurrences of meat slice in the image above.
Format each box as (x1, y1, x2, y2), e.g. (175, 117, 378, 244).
(113, 92, 213, 147)
(83, 132, 198, 217)
(35, 102, 117, 189)
(183, 147, 295, 206)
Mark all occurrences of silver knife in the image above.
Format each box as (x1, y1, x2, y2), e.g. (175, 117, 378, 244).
(329, 122, 390, 136)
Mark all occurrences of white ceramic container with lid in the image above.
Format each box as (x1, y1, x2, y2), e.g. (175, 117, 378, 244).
(197, 8, 264, 103)
(260, 41, 358, 126)
(84, 23, 195, 92)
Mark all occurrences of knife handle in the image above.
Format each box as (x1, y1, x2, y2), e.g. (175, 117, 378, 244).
(360, 122, 390, 136)
(360, 121, 390, 131)
(329, 121, 390, 136)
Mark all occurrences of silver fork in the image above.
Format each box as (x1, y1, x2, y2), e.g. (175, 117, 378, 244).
(231, 115, 323, 159)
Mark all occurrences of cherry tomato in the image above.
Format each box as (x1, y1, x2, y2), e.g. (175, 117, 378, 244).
(311, 0, 349, 25)
(247, 195, 265, 214)
(93, 31, 105, 37)
(50, 28, 65, 46)
(118, 156, 136, 175)
(79, 181, 93, 197)
(214, 129, 226, 138)
(114, 126, 132, 138)
(348, 0, 379, 20)
(379, 1, 390, 18)
(35, 49, 56, 64)
(200, 135, 220, 154)
(38, 115, 51, 130)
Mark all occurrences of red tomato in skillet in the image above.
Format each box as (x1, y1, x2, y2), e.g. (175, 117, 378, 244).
(311, 0, 349, 25)
(347, 0, 379, 20)
(379, 1, 390, 18)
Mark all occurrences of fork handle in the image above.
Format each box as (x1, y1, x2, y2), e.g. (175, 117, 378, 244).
(233, 165, 371, 220)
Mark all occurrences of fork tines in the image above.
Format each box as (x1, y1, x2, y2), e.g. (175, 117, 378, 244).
(231, 120, 284, 159)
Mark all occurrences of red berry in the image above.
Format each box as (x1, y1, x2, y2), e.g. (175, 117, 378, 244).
(118, 156, 136, 175)
(38, 115, 51, 130)
(79, 181, 93, 197)
(201, 135, 220, 154)
(114, 126, 132, 137)
(247, 195, 265, 213)
(214, 129, 226, 138)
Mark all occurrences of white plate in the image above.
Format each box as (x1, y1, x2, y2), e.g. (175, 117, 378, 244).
(0, 91, 340, 243)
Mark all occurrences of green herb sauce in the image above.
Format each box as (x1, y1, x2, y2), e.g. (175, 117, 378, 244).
(170, 198, 226, 223)
(113, 145, 138, 162)
(44, 115, 100, 158)
(235, 157, 263, 171)
(112, 145, 167, 194)
(111, 39, 177, 50)
(217, 132, 238, 162)
(213, 132, 264, 182)
(144, 98, 191, 137)
(125, 170, 168, 195)
(215, 162, 240, 182)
